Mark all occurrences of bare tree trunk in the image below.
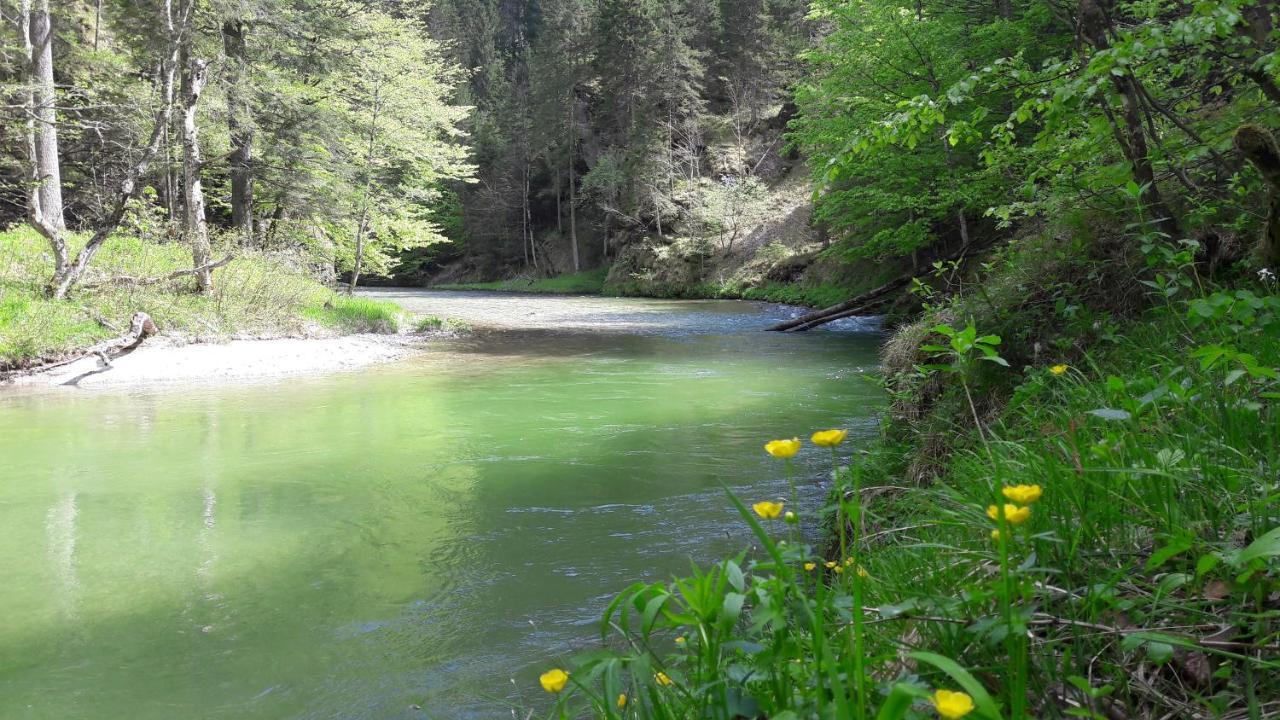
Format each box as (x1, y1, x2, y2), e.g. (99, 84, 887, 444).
(180, 47, 213, 292)
(222, 19, 254, 245)
(29, 0, 64, 231)
(525, 164, 538, 270)
(568, 99, 580, 272)
(42, 0, 185, 299)
(349, 211, 369, 294)
(349, 83, 382, 295)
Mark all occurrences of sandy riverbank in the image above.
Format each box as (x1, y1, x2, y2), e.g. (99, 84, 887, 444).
(5, 334, 426, 390)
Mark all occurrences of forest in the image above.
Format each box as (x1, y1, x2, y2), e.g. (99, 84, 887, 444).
(0, 0, 1278, 719)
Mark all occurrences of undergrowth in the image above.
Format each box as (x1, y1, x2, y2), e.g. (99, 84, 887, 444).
(532, 236, 1280, 719)
(0, 226, 401, 367)
(437, 266, 611, 295)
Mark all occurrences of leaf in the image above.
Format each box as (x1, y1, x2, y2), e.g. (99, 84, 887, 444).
(726, 560, 745, 593)
(907, 651, 1002, 720)
(722, 592, 745, 625)
(1194, 553, 1220, 578)
(1238, 526, 1280, 564)
(1146, 536, 1192, 570)
(875, 683, 927, 720)
(1087, 408, 1132, 421)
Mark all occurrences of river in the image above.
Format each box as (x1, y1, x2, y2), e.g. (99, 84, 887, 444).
(0, 291, 883, 719)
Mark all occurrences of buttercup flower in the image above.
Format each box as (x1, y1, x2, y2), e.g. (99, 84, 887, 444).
(655, 671, 673, 686)
(1002, 484, 1043, 505)
(856, 565, 869, 579)
(539, 668, 569, 693)
(932, 689, 975, 719)
(833, 565, 844, 574)
(765, 438, 802, 459)
(824, 561, 838, 569)
(990, 529, 1005, 542)
(804, 562, 817, 571)
(987, 503, 1032, 525)
(811, 429, 849, 447)
(753, 501, 784, 519)
(1050, 364, 1069, 376)
(674, 636, 686, 645)
(617, 693, 628, 708)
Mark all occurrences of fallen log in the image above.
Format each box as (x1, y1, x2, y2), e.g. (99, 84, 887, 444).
(766, 275, 912, 332)
(78, 255, 234, 291)
(1, 311, 158, 380)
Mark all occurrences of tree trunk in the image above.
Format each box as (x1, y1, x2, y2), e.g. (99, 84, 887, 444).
(22, 0, 181, 298)
(1079, 0, 1179, 237)
(180, 48, 214, 292)
(222, 19, 254, 245)
(349, 211, 368, 295)
(29, 0, 64, 231)
(568, 98, 580, 272)
(1235, 125, 1280, 267)
(350, 84, 382, 295)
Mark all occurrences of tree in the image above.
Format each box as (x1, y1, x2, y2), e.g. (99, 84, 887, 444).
(16, 0, 187, 299)
(333, 9, 473, 293)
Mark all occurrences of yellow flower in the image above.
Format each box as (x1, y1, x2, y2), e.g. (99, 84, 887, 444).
(804, 562, 817, 571)
(1002, 484, 1043, 505)
(811, 429, 849, 447)
(764, 438, 802, 459)
(824, 561, 838, 569)
(857, 565, 869, 579)
(539, 668, 569, 693)
(752, 501, 784, 520)
(655, 671, 673, 686)
(674, 636, 686, 645)
(1050, 364, 1069, 376)
(932, 689, 975, 719)
(987, 503, 1032, 525)
(617, 693, 628, 709)
(990, 529, 1004, 542)
(833, 565, 844, 574)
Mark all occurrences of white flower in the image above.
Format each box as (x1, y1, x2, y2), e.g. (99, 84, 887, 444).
(1260, 268, 1276, 283)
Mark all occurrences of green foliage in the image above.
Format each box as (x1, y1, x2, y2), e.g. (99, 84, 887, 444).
(307, 297, 402, 335)
(0, 227, 395, 366)
(439, 266, 611, 295)
(535, 268, 1280, 719)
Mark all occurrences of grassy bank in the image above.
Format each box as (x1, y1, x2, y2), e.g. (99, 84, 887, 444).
(534, 235, 1280, 718)
(0, 227, 402, 369)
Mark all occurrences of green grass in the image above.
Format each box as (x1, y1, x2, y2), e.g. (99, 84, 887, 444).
(536, 271, 1280, 718)
(438, 266, 610, 295)
(306, 296, 402, 334)
(0, 226, 401, 368)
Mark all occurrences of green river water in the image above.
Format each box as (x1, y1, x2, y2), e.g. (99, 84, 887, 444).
(0, 291, 883, 719)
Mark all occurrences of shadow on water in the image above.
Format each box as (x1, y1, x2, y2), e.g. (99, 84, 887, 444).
(0, 291, 885, 720)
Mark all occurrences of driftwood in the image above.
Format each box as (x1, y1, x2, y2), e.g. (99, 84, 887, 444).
(78, 255, 234, 291)
(766, 275, 912, 332)
(1, 311, 158, 380)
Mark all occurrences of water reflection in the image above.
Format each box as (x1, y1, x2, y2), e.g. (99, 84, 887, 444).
(0, 292, 884, 720)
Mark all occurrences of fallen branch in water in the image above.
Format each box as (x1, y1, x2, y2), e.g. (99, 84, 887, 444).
(766, 275, 912, 332)
(0, 311, 158, 380)
(78, 255, 234, 291)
